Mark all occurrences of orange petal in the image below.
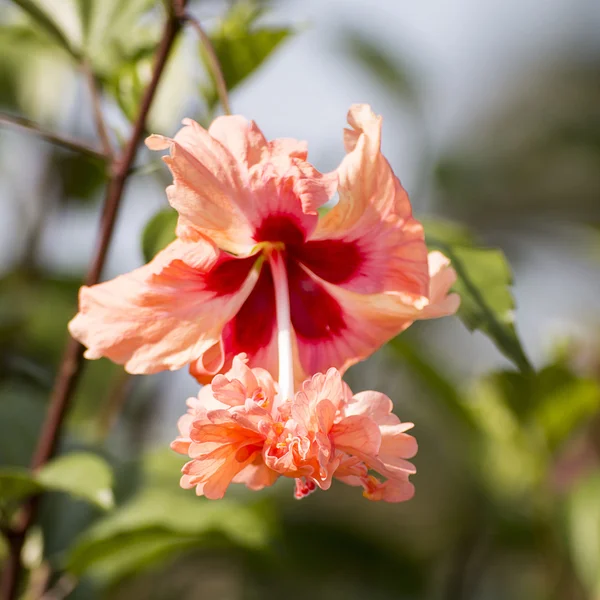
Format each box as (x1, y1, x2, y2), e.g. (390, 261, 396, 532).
(379, 423, 418, 464)
(233, 461, 280, 491)
(343, 391, 396, 425)
(307, 103, 429, 301)
(364, 475, 415, 503)
(330, 415, 381, 457)
(207, 115, 269, 167)
(68, 238, 259, 375)
(288, 252, 459, 378)
(147, 118, 335, 255)
(146, 120, 255, 255)
(209, 117, 333, 215)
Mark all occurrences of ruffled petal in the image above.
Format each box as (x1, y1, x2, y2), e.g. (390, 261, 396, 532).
(208, 115, 308, 164)
(147, 118, 336, 254)
(364, 475, 415, 503)
(268, 138, 308, 161)
(211, 355, 259, 406)
(146, 120, 255, 254)
(209, 116, 335, 216)
(185, 445, 257, 500)
(342, 391, 397, 426)
(418, 251, 462, 318)
(207, 115, 268, 167)
(232, 460, 280, 490)
(379, 423, 418, 463)
(334, 455, 368, 485)
(330, 415, 381, 457)
(299, 369, 348, 412)
(68, 237, 259, 375)
(247, 160, 337, 242)
(288, 253, 460, 378)
(304, 104, 429, 301)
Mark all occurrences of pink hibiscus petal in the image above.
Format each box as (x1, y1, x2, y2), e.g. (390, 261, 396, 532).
(233, 461, 280, 490)
(287, 252, 460, 379)
(147, 117, 335, 255)
(307, 104, 429, 300)
(146, 121, 255, 255)
(68, 238, 259, 375)
(330, 415, 382, 457)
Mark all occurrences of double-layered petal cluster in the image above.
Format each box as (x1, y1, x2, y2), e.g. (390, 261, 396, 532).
(68, 104, 459, 384)
(171, 356, 417, 502)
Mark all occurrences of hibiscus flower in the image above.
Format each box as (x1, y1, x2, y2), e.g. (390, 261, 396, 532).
(69, 104, 459, 387)
(171, 356, 417, 502)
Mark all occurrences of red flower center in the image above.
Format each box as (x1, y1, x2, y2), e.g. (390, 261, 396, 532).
(215, 214, 366, 365)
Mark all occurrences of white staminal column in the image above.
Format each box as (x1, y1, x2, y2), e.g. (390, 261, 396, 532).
(269, 249, 294, 411)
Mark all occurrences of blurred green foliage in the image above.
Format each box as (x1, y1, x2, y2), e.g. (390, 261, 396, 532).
(200, 0, 293, 112)
(1, 0, 600, 599)
(0, 452, 114, 512)
(141, 208, 178, 263)
(424, 220, 532, 373)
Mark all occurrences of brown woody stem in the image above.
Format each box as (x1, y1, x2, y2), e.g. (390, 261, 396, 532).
(0, 3, 187, 599)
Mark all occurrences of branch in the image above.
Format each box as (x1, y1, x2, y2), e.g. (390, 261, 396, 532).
(180, 12, 232, 115)
(0, 113, 107, 162)
(82, 61, 114, 159)
(0, 3, 187, 598)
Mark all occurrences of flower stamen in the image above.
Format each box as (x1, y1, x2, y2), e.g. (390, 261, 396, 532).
(294, 477, 317, 499)
(269, 249, 294, 411)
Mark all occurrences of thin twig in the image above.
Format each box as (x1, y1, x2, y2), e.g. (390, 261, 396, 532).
(81, 61, 114, 159)
(180, 11, 232, 115)
(0, 3, 187, 599)
(0, 113, 106, 162)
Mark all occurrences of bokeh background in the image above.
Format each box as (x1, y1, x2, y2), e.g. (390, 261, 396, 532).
(1, 0, 600, 598)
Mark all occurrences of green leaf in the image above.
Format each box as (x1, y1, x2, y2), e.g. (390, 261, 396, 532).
(0, 469, 43, 505)
(466, 359, 599, 508)
(68, 527, 198, 583)
(466, 373, 545, 501)
(201, 0, 292, 110)
(51, 151, 107, 203)
(424, 219, 533, 373)
(76, 0, 157, 68)
(37, 453, 114, 510)
(11, 0, 81, 60)
(529, 367, 599, 448)
(66, 490, 273, 582)
(141, 208, 178, 262)
(75, 0, 93, 41)
(103, 41, 157, 121)
(565, 473, 600, 598)
(0, 453, 113, 511)
(74, 0, 160, 123)
(486, 364, 600, 449)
